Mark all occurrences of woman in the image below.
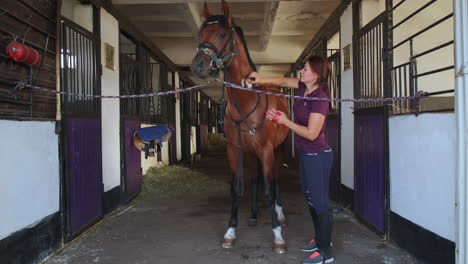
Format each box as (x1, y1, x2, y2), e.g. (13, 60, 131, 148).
(247, 56, 334, 264)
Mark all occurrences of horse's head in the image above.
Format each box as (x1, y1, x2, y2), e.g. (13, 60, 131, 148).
(191, 1, 237, 78)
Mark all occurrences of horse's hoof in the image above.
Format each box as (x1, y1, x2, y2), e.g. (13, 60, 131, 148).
(248, 218, 257, 227)
(274, 243, 287, 254)
(222, 238, 236, 248)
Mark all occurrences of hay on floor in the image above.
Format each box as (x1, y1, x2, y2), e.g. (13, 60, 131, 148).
(138, 165, 228, 200)
(207, 133, 226, 152)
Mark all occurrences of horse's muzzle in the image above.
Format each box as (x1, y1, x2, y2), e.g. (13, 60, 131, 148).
(191, 55, 211, 78)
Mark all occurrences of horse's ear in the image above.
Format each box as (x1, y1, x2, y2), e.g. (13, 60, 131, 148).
(221, 0, 232, 25)
(203, 2, 212, 19)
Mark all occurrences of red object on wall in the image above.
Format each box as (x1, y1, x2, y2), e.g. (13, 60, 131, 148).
(5, 41, 41, 65)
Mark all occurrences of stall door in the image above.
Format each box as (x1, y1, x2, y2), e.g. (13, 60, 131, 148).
(326, 51, 341, 201)
(61, 18, 102, 237)
(123, 120, 142, 201)
(354, 113, 386, 232)
(353, 12, 388, 233)
(119, 33, 142, 202)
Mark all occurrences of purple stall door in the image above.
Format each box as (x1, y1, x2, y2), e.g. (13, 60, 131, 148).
(326, 118, 340, 201)
(354, 113, 385, 232)
(67, 118, 103, 235)
(124, 120, 142, 200)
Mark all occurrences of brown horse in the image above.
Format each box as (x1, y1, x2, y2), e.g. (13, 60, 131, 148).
(191, 1, 290, 253)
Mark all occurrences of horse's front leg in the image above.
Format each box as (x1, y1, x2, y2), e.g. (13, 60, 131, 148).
(260, 147, 286, 254)
(222, 143, 242, 248)
(248, 159, 262, 227)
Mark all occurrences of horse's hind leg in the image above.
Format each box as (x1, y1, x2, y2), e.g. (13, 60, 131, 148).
(270, 180, 287, 253)
(274, 147, 286, 226)
(260, 149, 286, 254)
(273, 175, 286, 226)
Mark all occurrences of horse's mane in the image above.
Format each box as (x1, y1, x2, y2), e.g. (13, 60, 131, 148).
(234, 26, 257, 72)
(201, 15, 257, 72)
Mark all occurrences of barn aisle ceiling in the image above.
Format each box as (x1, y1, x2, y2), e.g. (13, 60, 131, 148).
(113, 0, 341, 101)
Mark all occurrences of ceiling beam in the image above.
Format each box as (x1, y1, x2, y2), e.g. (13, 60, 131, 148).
(178, 62, 293, 68)
(113, 0, 330, 4)
(182, 3, 202, 42)
(146, 30, 261, 38)
(127, 15, 186, 22)
(258, 2, 279, 52)
(145, 32, 194, 38)
(103, 4, 179, 71)
(293, 0, 350, 71)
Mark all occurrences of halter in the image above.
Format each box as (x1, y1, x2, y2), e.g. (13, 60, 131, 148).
(197, 21, 239, 73)
(198, 19, 268, 136)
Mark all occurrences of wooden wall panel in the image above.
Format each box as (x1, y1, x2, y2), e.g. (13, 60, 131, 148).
(0, 0, 57, 120)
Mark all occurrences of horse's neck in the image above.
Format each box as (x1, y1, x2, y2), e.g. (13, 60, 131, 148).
(225, 68, 255, 108)
(224, 34, 256, 106)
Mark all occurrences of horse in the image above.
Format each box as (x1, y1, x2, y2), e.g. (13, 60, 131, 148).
(190, 1, 290, 253)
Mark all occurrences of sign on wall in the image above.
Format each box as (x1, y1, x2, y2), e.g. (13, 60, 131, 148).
(343, 44, 352, 71)
(104, 42, 115, 70)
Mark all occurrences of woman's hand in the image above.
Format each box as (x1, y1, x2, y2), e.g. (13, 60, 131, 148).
(246, 72, 263, 86)
(265, 107, 289, 125)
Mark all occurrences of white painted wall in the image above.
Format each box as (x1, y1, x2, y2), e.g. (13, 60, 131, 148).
(340, 4, 354, 189)
(140, 123, 170, 174)
(389, 113, 456, 241)
(61, 0, 93, 33)
(191, 126, 197, 155)
(0, 121, 59, 240)
(100, 8, 120, 192)
(327, 31, 340, 50)
(360, 0, 386, 27)
(175, 73, 182, 161)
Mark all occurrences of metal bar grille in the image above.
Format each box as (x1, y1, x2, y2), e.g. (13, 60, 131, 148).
(61, 20, 99, 115)
(391, 13, 453, 50)
(119, 33, 139, 116)
(327, 51, 341, 116)
(391, 0, 437, 30)
(120, 33, 174, 123)
(355, 13, 386, 110)
(390, 61, 414, 113)
(389, 0, 454, 114)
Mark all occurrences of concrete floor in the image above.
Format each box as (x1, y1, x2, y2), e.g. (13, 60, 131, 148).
(44, 152, 421, 264)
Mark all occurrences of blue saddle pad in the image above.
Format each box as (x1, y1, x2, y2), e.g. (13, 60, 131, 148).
(136, 125, 170, 146)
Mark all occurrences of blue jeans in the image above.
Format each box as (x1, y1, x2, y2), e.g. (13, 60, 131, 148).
(298, 149, 334, 215)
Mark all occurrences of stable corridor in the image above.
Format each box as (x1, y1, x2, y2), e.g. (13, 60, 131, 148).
(44, 151, 419, 264)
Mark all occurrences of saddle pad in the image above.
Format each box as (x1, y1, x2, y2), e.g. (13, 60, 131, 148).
(136, 125, 170, 145)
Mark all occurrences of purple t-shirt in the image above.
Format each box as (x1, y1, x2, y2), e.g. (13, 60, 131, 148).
(293, 81, 330, 154)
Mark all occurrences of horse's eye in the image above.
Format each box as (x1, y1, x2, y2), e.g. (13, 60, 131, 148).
(217, 32, 227, 39)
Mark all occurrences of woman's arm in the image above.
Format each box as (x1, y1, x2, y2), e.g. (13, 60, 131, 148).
(248, 72, 300, 89)
(266, 108, 325, 141)
(284, 113, 325, 141)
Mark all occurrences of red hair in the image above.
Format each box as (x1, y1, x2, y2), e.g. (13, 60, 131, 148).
(307, 56, 331, 95)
